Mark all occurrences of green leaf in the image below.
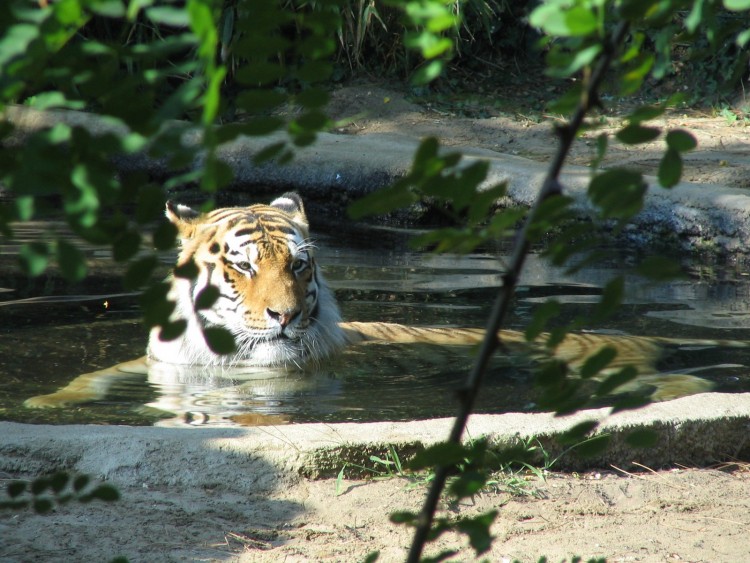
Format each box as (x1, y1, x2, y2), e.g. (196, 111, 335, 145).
(467, 182, 507, 224)
(724, 0, 750, 11)
(13, 196, 34, 222)
(611, 394, 651, 413)
(112, 230, 141, 262)
(174, 259, 199, 279)
(525, 300, 560, 342)
(408, 442, 470, 471)
(594, 276, 624, 321)
(124, 255, 159, 290)
(56, 240, 87, 282)
(548, 83, 583, 114)
(204, 67, 228, 126)
(296, 60, 333, 83)
(596, 366, 638, 396)
(237, 117, 285, 137)
(26, 91, 86, 111)
(658, 147, 682, 188)
(146, 6, 189, 26)
(628, 105, 667, 124)
(235, 62, 285, 86)
(158, 320, 188, 341)
(620, 54, 654, 95)
(136, 185, 166, 224)
(547, 44, 602, 77)
(665, 129, 697, 152)
(405, 31, 452, 58)
(347, 180, 418, 219)
(203, 326, 237, 355)
(202, 157, 234, 193)
(530, 5, 598, 37)
(535, 360, 568, 387)
(411, 60, 444, 85)
(557, 420, 599, 445)
(616, 124, 660, 144)
(456, 510, 498, 555)
(235, 89, 286, 114)
(195, 285, 220, 310)
(68, 163, 102, 228)
(448, 470, 488, 500)
(152, 221, 177, 251)
(588, 169, 647, 218)
(89, 1, 126, 18)
(296, 88, 329, 109)
(291, 110, 329, 132)
(580, 346, 617, 379)
(685, 0, 705, 33)
(140, 282, 176, 328)
(19, 242, 50, 277)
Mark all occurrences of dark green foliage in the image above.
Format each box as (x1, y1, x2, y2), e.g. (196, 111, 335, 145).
(202, 326, 237, 355)
(1, 0, 345, 344)
(349, 136, 516, 254)
(588, 169, 647, 219)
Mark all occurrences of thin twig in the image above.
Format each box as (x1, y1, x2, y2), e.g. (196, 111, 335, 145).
(406, 21, 631, 563)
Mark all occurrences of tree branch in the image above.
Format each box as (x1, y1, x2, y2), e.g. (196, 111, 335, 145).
(406, 21, 631, 563)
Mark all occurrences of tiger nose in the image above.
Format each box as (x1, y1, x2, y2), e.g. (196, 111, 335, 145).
(266, 307, 300, 328)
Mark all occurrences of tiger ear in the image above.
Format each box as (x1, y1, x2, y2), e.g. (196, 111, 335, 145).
(165, 201, 200, 240)
(270, 192, 309, 232)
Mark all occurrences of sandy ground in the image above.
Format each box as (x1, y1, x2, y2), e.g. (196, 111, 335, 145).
(327, 83, 750, 191)
(3, 465, 750, 562)
(3, 84, 750, 562)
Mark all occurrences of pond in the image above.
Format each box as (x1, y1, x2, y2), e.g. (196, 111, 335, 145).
(2, 219, 750, 427)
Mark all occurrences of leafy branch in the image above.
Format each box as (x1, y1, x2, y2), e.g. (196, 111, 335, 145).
(402, 19, 631, 562)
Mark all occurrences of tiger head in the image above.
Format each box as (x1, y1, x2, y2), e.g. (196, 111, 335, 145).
(147, 192, 346, 367)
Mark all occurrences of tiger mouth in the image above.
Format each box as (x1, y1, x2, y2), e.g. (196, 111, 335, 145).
(263, 331, 301, 343)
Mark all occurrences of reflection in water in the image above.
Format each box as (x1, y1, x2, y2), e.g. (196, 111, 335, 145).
(145, 362, 339, 427)
(2, 224, 750, 426)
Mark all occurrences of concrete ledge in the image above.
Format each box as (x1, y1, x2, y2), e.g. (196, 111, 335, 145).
(2, 392, 749, 489)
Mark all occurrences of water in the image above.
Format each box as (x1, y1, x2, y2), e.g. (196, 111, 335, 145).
(2, 221, 750, 427)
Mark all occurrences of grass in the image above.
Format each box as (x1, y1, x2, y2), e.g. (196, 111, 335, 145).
(333, 436, 563, 499)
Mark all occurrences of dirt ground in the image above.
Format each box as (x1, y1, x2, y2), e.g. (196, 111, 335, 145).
(3, 84, 750, 563)
(327, 83, 750, 190)
(3, 465, 750, 562)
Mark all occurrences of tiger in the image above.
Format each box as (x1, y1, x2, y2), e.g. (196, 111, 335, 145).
(23, 192, 745, 420)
